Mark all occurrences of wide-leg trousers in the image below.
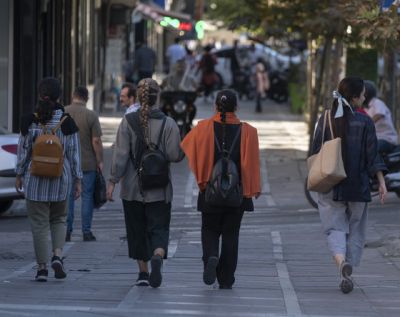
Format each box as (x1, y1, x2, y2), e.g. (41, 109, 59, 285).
(318, 191, 368, 266)
(201, 211, 244, 287)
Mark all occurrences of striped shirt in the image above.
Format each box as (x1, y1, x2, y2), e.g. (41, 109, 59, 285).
(16, 110, 83, 202)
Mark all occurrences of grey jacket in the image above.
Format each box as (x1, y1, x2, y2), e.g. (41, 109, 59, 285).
(109, 111, 183, 203)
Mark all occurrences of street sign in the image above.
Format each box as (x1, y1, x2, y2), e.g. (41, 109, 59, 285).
(381, 0, 400, 12)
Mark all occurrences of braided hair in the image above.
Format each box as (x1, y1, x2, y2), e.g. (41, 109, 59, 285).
(137, 78, 160, 144)
(36, 77, 62, 125)
(215, 89, 237, 154)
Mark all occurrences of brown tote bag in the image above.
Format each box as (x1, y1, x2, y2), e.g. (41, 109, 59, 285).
(307, 110, 347, 193)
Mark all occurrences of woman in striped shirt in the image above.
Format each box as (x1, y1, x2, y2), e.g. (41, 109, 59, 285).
(15, 77, 82, 282)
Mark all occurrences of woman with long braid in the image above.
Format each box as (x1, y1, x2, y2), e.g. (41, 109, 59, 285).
(107, 78, 183, 288)
(181, 89, 261, 289)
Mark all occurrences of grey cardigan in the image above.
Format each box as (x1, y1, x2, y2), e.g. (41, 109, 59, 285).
(109, 111, 183, 203)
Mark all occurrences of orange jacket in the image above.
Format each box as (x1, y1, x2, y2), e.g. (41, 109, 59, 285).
(181, 112, 261, 198)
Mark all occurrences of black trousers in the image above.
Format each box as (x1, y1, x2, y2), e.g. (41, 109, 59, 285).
(122, 200, 171, 261)
(201, 211, 244, 287)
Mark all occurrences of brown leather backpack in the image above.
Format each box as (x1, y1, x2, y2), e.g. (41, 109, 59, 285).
(30, 116, 67, 178)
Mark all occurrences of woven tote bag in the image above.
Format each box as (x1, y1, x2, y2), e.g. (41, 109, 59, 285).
(307, 110, 347, 192)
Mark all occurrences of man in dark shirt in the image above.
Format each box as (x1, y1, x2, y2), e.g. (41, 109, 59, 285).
(134, 42, 156, 81)
(65, 86, 104, 242)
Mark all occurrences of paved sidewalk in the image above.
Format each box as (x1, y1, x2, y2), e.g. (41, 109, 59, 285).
(0, 98, 399, 316)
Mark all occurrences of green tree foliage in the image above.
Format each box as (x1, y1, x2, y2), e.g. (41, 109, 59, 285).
(342, 0, 400, 50)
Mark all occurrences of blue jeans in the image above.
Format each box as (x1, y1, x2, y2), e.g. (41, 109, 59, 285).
(67, 171, 96, 234)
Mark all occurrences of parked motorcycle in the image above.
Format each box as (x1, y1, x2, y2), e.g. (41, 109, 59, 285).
(304, 148, 400, 209)
(268, 70, 289, 103)
(160, 91, 197, 138)
(233, 68, 254, 100)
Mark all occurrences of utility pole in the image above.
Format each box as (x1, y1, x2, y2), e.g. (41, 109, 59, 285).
(194, 0, 204, 20)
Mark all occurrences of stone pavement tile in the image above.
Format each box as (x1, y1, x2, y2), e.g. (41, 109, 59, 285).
(276, 222, 400, 317)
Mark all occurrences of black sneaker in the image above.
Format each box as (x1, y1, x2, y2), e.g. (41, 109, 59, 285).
(65, 231, 71, 242)
(219, 284, 232, 290)
(35, 269, 48, 282)
(340, 261, 353, 279)
(149, 255, 163, 288)
(340, 278, 354, 294)
(51, 256, 67, 279)
(203, 256, 218, 285)
(135, 272, 150, 286)
(83, 232, 96, 241)
(339, 261, 353, 294)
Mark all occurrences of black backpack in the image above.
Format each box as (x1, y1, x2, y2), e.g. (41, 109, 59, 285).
(205, 126, 243, 208)
(126, 113, 169, 191)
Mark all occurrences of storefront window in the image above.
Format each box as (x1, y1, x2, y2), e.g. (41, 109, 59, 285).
(0, 0, 10, 130)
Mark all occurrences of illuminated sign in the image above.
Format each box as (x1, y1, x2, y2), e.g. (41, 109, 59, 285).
(160, 17, 204, 40)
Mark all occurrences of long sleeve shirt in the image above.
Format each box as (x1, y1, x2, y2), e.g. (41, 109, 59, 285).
(311, 109, 387, 202)
(109, 112, 184, 203)
(16, 109, 82, 201)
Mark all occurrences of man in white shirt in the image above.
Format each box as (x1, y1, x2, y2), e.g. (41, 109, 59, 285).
(166, 37, 186, 73)
(120, 83, 140, 114)
(364, 80, 398, 153)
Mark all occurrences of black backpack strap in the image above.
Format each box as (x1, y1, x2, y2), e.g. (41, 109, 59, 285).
(156, 117, 167, 148)
(125, 112, 144, 142)
(125, 112, 145, 170)
(227, 124, 241, 158)
(214, 134, 222, 154)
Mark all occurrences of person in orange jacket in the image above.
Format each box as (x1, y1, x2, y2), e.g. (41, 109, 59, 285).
(181, 89, 261, 289)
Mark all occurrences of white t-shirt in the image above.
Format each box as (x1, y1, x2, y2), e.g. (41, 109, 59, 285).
(166, 44, 186, 66)
(366, 97, 398, 145)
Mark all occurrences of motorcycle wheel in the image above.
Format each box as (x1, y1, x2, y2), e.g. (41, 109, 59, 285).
(304, 177, 318, 209)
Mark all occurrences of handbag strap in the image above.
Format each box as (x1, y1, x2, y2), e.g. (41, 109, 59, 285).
(327, 110, 334, 140)
(321, 110, 334, 144)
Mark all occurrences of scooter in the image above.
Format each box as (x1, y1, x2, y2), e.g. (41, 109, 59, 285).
(160, 91, 197, 139)
(233, 67, 254, 100)
(304, 148, 400, 209)
(268, 70, 289, 103)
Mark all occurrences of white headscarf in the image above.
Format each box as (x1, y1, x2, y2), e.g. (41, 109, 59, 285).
(332, 90, 354, 118)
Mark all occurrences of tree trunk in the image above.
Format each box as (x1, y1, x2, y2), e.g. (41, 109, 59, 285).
(308, 36, 333, 155)
(306, 38, 315, 129)
(381, 49, 396, 119)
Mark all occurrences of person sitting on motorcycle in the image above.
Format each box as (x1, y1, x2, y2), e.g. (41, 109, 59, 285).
(363, 80, 399, 154)
(161, 59, 197, 127)
(162, 59, 198, 92)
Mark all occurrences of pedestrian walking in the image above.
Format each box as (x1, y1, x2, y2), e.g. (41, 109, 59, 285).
(181, 89, 261, 289)
(166, 37, 186, 73)
(255, 62, 269, 113)
(311, 77, 387, 294)
(65, 86, 104, 242)
(15, 77, 82, 282)
(134, 42, 156, 81)
(107, 78, 183, 288)
(198, 45, 218, 102)
(120, 82, 140, 114)
(363, 80, 398, 154)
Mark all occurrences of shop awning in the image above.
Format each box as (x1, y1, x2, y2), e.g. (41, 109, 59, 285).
(134, 3, 191, 22)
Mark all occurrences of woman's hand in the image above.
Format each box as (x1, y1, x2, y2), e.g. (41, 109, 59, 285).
(15, 175, 24, 195)
(74, 180, 82, 200)
(376, 171, 387, 204)
(378, 182, 387, 204)
(107, 182, 115, 202)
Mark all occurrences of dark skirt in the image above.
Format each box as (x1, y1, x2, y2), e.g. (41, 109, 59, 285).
(122, 200, 171, 261)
